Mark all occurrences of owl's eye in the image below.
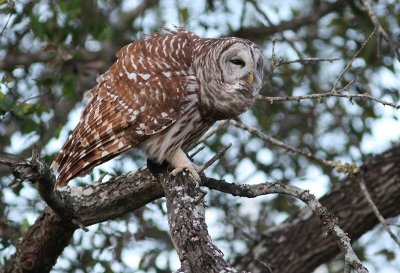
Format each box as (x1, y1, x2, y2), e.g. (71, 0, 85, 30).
(230, 59, 245, 67)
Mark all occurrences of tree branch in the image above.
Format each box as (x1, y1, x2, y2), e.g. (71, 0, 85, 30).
(229, 119, 360, 174)
(1, 145, 400, 273)
(360, 0, 400, 62)
(230, 0, 348, 40)
(157, 170, 237, 272)
(332, 29, 376, 91)
(205, 178, 368, 273)
(357, 175, 400, 248)
(234, 145, 400, 273)
(257, 91, 400, 109)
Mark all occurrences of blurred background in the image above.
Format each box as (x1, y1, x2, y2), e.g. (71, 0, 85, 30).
(0, 0, 399, 272)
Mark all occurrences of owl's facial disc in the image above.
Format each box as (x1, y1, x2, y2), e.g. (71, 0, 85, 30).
(219, 42, 264, 96)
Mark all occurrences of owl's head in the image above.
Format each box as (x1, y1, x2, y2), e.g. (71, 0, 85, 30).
(193, 36, 265, 120)
(218, 40, 264, 96)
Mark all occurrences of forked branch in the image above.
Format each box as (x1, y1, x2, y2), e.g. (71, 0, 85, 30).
(205, 178, 369, 273)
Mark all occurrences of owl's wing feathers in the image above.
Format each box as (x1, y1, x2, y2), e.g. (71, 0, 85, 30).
(52, 31, 197, 187)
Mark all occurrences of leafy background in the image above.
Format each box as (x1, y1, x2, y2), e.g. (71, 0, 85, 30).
(0, 0, 399, 272)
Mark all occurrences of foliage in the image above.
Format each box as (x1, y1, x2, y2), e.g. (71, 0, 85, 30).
(0, 0, 399, 272)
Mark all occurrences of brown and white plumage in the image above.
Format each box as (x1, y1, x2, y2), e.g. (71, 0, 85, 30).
(52, 28, 264, 188)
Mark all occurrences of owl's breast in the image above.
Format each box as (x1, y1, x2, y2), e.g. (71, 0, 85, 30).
(141, 103, 213, 164)
(198, 84, 256, 121)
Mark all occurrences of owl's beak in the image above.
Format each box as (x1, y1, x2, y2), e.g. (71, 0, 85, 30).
(246, 72, 254, 86)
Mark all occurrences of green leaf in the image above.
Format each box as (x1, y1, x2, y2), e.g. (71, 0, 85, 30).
(14, 102, 47, 117)
(53, 124, 64, 138)
(179, 8, 189, 24)
(0, 91, 12, 112)
(376, 249, 395, 261)
(30, 14, 46, 40)
(61, 74, 78, 99)
(2, 74, 14, 84)
(20, 119, 39, 134)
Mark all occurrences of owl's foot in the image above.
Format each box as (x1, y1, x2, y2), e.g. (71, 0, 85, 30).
(168, 148, 201, 182)
(170, 164, 201, 182)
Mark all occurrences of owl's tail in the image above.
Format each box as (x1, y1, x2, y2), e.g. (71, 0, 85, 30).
(51, 130, 132, 188)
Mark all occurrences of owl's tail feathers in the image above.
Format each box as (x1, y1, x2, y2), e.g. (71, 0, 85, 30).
(51, 131, 133, 188)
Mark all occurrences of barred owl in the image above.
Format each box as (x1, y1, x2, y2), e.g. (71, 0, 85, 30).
(52, 28, 264, 188)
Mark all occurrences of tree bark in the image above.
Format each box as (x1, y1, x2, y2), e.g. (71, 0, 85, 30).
(159, 171, 237, 272)
(236, 146, 400, 273)
(1, 168, 164, 273)
(1, 145, 400, 273)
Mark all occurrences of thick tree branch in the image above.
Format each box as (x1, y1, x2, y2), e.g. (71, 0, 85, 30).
(157, 170, 237, 272)
(1, 145, 400, 273)
(235, 145, 400, 273)
(1, 164, 164, 273)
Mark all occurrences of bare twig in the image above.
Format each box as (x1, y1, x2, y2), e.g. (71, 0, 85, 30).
(231, 0, 348, 40)
(275, 57, 341, 66)
(255, 259, 273, 273)
(229, 119, 360, 174)
(189, 145, 205, 159)
(0, 1, 14, 37)
(361, 0, 400, 62)
(196, 120, 230, 145)
(249, 0, 303, 58)
(358, 174, 400, 248)
(71, 219, 89, 232)
(198, 143, 232, 173)
(205, 178, 369, 273)
(249, 0, 321, 87)
(332, 29, 376, 91)
(257, 90, 400, 109)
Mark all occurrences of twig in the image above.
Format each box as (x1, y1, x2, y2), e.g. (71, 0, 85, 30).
(229, 119, 360, 174)
(255, 259, 273, 273)
(257, 90, 400, 109)
(249, 0, 320, 87)
(0, 1, 14, 37)
(8, 179, 23, 189)
(205, 178, 369, 273)
(275, 57, 341, 66)
(198, 143, 232, 173)
(71, 219, 89, 232)
(357, 174, 400, 248)
(96, 172, 108, 183)
(332, 29, 376, 91)
(196, 120, 230, 145)
(361, 0, 400, 62)
(189, 145, 205, 159)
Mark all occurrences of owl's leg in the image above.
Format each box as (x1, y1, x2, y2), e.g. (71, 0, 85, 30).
(168, 148, 201, 182)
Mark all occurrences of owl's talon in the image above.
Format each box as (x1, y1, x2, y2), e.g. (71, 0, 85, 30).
(170, 165, 201, 182)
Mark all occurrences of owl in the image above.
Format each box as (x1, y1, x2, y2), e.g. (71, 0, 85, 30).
(51, 28, 264, 188)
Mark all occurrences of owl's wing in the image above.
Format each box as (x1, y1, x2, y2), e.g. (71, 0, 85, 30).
(52, 31, 198, 187)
